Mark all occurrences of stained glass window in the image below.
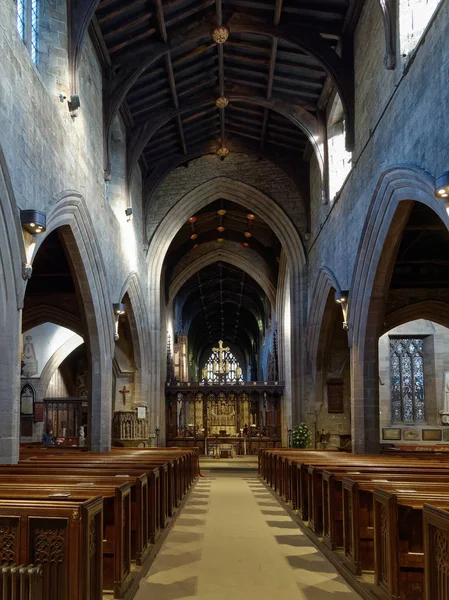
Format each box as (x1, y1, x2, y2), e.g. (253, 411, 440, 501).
(202, 346, 243, 383)
(31, 0, 38, 65)
(16, 0, 26, 40)
(390, 338, 425, 423)
(16, 0, 39, 66)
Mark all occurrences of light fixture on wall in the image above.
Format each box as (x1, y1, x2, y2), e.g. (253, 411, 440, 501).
(68, 94, 81, 116)
(113, 303, 126, 341)
(20, 210, 46, 234)
(435, 171, 449, 199)
(125, 207, 133, 221)
(335, 290, 349, 330)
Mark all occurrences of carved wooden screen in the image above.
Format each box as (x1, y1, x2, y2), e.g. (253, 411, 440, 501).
(327, 378, 344, 413)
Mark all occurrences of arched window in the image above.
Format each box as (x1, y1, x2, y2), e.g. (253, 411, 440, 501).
(327, 95, 352, 203)
(16, 0, 39, 65)
(399, 0, 441, 57)
(390, 337, 425, 423)
(202, 346, 243, 383)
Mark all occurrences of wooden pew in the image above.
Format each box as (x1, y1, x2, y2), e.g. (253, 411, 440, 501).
(322, 470, 449, 551)
(0, 482, 131, 599)
(0, 496, 103, 600)
(341, 480, 449, 580)
(423, 503, 449, 600)
(373, 489, 449, 600)
(0, 465, 161, 546)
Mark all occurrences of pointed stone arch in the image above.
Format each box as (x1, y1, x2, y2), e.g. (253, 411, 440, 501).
(38, 190, 115, 451)
(306, 266, 344, 381)
(348, 164, 449, 453)
(168, 248, 276, 308)
(118, 272, 152, 409)
(0, 145, 28, 462)
(383, 301, 449, 333)
(147, 177, 307, 442)
(39, 334, 84, 400)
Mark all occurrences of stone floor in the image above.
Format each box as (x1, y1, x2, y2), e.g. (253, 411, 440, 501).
(134, 473, 361, 600)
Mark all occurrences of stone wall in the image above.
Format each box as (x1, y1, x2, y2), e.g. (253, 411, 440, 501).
(146, 153, 307, 243)
(308, 0, 449, 295)
(0, 0, 150, 455)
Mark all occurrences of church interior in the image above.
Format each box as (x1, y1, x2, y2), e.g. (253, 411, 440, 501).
(1, 0, 449, 597)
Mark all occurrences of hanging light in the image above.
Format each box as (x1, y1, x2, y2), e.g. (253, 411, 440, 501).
(217, 226, 225, 232)
(188, 216, 197, 223)
(193, 243, 200, 249)
(212, 26, 229, 44)
(246, 213, 256, 220)
(216, 147, 229, 159)
(217, 209, 227, 216)
(190, 233, 198, 240)
(435, 172, 449, 199)
(241, 242, 249, 248)
(217, 237, 224, 243)
(244, 231, 252, 238)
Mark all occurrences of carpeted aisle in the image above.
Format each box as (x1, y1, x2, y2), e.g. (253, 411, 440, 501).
(134, 474, 361, 600)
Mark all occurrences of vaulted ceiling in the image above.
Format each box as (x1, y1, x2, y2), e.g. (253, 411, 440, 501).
(79, 0, 362, 210)
(175, 261, 267, 362)
(164, 198, 281, 287)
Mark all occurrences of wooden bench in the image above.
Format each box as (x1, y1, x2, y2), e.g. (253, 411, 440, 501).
(373, 488, 449, 600)
(0, 482, 132, 599)
(0, 496, 103, 600)
(423, 503, 449, 600)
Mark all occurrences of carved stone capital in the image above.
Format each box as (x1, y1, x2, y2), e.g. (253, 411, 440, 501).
(379, 0, 397, 70)
(22, 263, 33, 281)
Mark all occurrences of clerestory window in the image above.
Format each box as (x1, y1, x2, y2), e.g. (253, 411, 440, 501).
(390, 337, 425, 423)
(399, 0, 441, 57)
(16, 0, 39, 65)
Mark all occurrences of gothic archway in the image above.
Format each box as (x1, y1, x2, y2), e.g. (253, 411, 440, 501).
(147, 177, 307, 442)
(348, 165, 449, 452)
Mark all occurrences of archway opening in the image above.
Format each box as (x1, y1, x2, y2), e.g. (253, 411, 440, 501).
(357, 201, 449, 452)
(21, 228, 96, 447)
(379, 317, 449, 444)
(163, 200, 283, 453)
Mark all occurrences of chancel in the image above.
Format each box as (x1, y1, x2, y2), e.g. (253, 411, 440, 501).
(0, 0, 449, 598)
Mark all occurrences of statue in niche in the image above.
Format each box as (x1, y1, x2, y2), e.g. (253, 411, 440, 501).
(79, 426, 85, 447)
(20, 384, 35, 416)
(22, 335, 38, 377)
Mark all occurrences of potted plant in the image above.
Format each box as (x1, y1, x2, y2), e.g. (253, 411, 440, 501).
(291, 423, 312, 448)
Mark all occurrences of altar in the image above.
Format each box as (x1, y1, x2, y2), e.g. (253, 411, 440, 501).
(165, 381, 283, 454)
(205, 436, 245, 457)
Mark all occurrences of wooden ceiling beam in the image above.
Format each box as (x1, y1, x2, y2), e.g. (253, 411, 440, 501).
(97, 1, 147, 26)
(216, 0, 226, 150)
(154, 0, 167, 42)
(128, 88, 321, 175)
(261, 36, 278, 150)
(274, 0, 283, 26)
(102, 13, 152, 41)
(165, 0, 215, 28)
(108, 28, 157, 55)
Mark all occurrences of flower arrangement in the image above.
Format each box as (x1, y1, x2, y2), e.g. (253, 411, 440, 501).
(291, 423, 312, 448)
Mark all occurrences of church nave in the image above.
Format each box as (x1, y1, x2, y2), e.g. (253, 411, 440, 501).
(135, 474, 360, 600)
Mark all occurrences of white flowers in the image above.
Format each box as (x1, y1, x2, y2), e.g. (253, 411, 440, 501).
(291, 423, 312, 448)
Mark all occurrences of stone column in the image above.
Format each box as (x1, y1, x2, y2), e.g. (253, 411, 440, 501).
(0, 309, 21, 463)
(440, 371, 449, 424)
